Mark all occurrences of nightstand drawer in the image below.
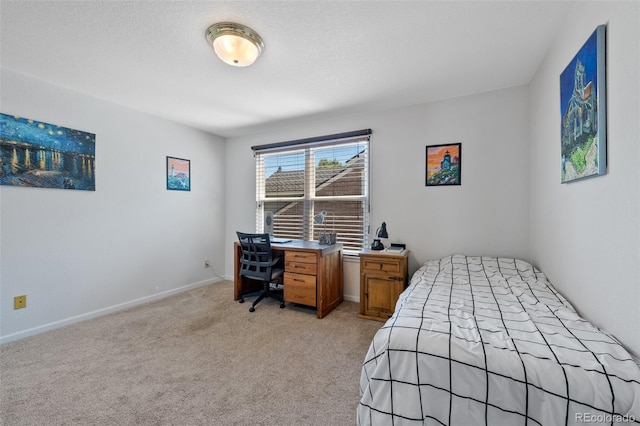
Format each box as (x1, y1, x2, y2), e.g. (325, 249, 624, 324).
(285, 251, 316, 264)
(284, 272, 317, 307)
(361, 258, 402, 274)
(285, 260, 317, 276)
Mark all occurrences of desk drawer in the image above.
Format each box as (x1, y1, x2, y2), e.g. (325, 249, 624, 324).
(284, 272, 317, 307)
(362, 258, 402, 274)
(285, 251, 316, 264)
(285, 260, 317, 276)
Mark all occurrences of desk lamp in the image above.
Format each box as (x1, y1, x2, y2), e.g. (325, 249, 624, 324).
(314, 211, 327, 243)
(371, 222, 388, 250)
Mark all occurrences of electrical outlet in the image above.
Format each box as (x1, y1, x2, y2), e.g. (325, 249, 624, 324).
(204, 260, 210, 268)
(14, 295, 27, 310)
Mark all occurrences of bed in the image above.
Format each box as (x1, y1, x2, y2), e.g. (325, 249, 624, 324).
(358, 255, 640, 425)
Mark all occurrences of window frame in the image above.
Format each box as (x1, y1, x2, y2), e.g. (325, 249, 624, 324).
(253, 131, 370, 255)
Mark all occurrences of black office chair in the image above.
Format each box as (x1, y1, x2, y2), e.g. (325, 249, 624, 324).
(236, 232, 285, 312)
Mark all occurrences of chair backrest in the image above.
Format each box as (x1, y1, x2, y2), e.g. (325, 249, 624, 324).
(236, 232, 275, 282)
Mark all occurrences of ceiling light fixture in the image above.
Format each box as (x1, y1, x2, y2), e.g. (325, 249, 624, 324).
(205, 22, 264, 67)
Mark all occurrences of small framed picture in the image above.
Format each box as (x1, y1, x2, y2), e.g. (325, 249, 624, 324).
(426, 143, 461, 186)
(166, 156, 190, 191)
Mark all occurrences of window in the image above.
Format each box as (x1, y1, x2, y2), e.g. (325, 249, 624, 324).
(253, 130, 370, 254)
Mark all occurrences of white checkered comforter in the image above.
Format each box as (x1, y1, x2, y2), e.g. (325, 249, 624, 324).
(358, 255, 640, 425)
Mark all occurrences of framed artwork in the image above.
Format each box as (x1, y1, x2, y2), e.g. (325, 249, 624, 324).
(166, 156, 190, 191)
(560, 24, 606, 183)
(0, 113, 95, 190)
(426, 143, 461, 186)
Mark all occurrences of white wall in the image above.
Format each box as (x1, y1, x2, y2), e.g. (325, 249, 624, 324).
(0, 69, 226, 343)
(529, 1, 640, 356)
(225, 86, 531, 301)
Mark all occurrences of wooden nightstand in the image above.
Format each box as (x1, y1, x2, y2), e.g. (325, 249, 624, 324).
(358, 249, 409, 321)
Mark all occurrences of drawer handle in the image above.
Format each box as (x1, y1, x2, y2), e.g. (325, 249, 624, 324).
(294, 278, 305, 283)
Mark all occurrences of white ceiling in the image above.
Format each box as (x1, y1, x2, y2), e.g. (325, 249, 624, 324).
(1, 1, 575, 138)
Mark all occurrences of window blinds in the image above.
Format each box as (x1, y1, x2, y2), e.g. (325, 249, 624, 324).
(254, 130, 371, 253)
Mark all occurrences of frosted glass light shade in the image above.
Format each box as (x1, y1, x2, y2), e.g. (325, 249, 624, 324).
(206, 22, 264, 67)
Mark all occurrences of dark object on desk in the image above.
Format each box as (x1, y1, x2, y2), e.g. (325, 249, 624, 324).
(318, 232, 337, 245)
(371, 221, 388, 250)
(386, 243, 406, 253)
(236, 232, 285, 312)
(370, 239, 384, 250)
(270, 237, 292, 244)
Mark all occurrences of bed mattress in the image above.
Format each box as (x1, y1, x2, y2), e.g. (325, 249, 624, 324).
(358, 255, 640, 425)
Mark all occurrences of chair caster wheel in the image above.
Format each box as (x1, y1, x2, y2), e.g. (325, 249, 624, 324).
(280, 303, 285, 309)
(239, 298, 244, 303)
(249, 306, 255, 312)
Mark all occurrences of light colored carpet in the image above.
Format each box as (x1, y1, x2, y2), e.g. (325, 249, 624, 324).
(0, 281, 381, 425)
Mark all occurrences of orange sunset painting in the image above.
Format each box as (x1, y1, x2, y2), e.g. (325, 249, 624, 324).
(426, 143, 461, 186)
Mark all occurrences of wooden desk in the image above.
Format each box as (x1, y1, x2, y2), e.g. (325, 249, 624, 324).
(233, 240, 343, 318)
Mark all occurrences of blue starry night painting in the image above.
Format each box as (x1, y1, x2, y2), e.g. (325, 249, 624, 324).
(0, 113, 95, 190)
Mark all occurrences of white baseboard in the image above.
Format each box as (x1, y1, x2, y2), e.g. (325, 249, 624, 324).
(343, 294, 359, 303)
(0, 277, 222, 345)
